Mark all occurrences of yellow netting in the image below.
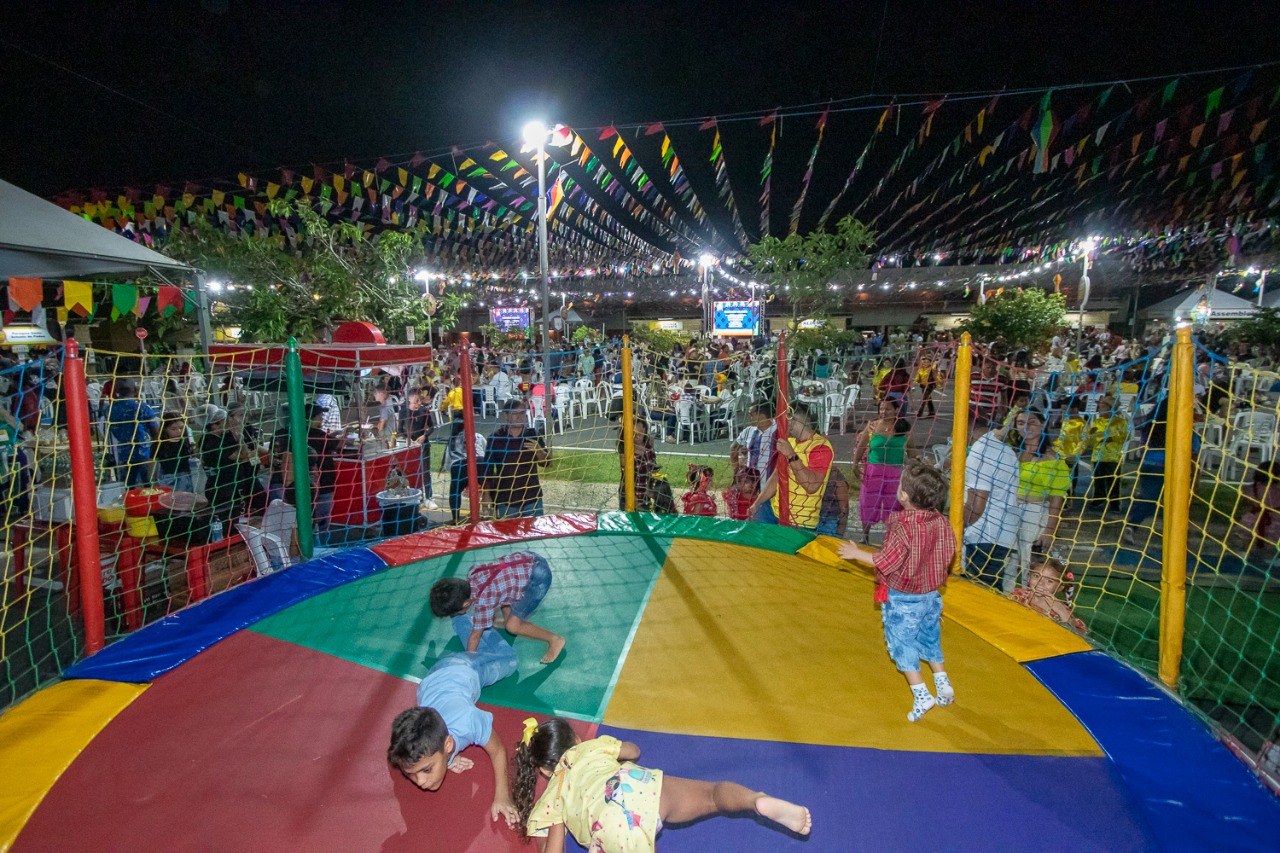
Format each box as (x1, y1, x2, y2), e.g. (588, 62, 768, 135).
(948, 337, 1279, 787)
(1, 352, 80, 707)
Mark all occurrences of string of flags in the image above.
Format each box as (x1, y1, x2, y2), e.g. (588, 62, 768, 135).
(1, 279, 194, 324)
(44, 62, 1280, 305)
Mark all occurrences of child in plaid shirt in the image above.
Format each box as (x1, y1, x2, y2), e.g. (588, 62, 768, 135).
(430, 550, 565, 664)
(839, 461, 957, 722)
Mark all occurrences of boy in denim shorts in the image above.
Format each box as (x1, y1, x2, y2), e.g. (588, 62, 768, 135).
(430, 550, 565, 664)
(839, 462, 957, 721)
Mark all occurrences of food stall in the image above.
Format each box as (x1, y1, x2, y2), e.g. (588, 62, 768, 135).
(208, 325, 433, 534)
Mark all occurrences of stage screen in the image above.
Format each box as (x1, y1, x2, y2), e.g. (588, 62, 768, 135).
(712, 300, 761, 336)
(489, 307, 530, 331)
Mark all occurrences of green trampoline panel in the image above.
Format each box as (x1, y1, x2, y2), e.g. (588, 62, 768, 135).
(251, 534, 672, 720)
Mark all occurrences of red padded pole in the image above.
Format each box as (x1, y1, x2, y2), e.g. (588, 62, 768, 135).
(62, 338, 105, 654)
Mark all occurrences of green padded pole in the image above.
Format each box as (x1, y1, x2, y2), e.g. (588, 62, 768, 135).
(286, 338, 314, 559)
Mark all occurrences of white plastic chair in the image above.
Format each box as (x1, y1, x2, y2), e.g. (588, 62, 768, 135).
(236, 521, 292, 577)
(839, 384, 861, 434)
(675, 399, 705, 445)
(711, 396, 739, 439)
(529, 394, 556, 434)
(824, 379, 843, 395)
(480, 385, 499, 419)
(555, 383, 580, 427)
(821, 391, 845, 435)
(694, 384, 712, 398)
(573, 379, 599, 419)
(1226, 410, 1278, 480)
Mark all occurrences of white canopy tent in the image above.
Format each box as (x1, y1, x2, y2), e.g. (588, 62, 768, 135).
(1140, 286, 1259, 322)
(0, 179, 192, 279)
(0, 178, 207, 348)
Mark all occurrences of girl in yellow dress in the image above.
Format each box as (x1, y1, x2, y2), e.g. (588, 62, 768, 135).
(514, 717, 811, 852)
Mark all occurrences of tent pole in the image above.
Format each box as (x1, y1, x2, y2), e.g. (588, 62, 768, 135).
(194, 272, 214, 358)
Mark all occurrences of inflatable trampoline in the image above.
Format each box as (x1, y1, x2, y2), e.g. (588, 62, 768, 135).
(2, 513, 1277, 851)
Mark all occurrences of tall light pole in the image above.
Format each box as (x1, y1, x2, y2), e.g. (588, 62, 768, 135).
(524, 121, 553, 407)
(699, 253, 715, 336)
(1077, 237, 1096, 355)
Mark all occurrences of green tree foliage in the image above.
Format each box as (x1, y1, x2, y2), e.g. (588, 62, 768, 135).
(787, 323, 861, 356)
(746, 215, 875, 327)
(158, 200, 460, 343)
(626, 324, 690, 354)
(958, 288, 1068, 350)
(1230, 307, 1280, 347)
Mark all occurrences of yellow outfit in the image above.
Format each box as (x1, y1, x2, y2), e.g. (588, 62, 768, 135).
(527, 736, 663, 853)
(1088, 415, 1130, 463)
(770, 434, 833, 530)
(1019, 456, 1072, 499)
(445, 386, 464, 412)
(1054, 416, 1088, 459)
(915, 366, 938, 388)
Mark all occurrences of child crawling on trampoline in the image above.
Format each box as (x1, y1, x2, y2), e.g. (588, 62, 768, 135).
(838, 460, 958, 722)
(430, 550, 565, 664)
(385, 551, 564, 828)
(513, 717, 812, 852)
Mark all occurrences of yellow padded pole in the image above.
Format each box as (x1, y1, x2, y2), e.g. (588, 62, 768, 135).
(621, 336, 636, 512)
(1160, 325, 1194, 689)
(949, 332, 973, 574)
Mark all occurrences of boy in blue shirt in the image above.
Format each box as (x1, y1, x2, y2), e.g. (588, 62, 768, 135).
(388, 614, 520, 828)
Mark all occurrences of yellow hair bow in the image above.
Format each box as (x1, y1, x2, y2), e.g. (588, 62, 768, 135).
(521, 717, 539, 746)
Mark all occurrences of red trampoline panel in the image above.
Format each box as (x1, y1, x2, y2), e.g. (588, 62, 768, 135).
(15, 631, 588, 852)
(370, 513, 598, 566)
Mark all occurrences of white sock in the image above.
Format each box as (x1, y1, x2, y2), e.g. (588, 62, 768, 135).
(908, 683, 936, 722)
(934, 671, 955, 706)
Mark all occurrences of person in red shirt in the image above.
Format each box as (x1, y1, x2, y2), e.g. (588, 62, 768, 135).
(838, 461, 957, 722)
(722, 469, 758, 521)
(681, 464, 718, 517)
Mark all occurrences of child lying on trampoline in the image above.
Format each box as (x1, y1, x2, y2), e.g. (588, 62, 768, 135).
(838, 461, 958, 722)
(514, 717, 812, 852)
(430, 550, 565, 664)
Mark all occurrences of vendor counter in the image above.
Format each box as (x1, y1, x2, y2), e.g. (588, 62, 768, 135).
(330, 439, 426, 527)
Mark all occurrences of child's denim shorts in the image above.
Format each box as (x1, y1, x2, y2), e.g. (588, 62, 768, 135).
(511, 554, 552, 620)
(882, 589, 944, 672)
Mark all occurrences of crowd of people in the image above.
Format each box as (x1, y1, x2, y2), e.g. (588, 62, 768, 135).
(4, 318, 1276, 627)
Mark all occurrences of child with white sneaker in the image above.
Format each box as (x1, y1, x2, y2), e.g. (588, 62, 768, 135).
(839, 461, 957, 721)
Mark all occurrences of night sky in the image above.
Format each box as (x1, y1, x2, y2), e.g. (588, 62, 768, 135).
(4, 1, 1279, 200)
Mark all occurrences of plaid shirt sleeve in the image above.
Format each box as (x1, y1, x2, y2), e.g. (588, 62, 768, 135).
(873, 516, 911, 582)
(468, 554, 535, 631)
(469, 573, 503, 631)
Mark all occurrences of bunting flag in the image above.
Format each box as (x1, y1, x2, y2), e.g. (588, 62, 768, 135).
(111, 283, 138, 321)
(759, 121, 776, 238)
(157, 286, 186, 318)
(789, 109, 829, 235)
(64, 281, 93, 317)
(7, 277, 42, 312)
(547, 171, 565, 220)
(133, 296, 152, 318)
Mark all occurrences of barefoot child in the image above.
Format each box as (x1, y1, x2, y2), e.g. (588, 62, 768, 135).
(430, 550, 565, 664)
(838, 461, 957, 721)
(514, 717, 811, 852)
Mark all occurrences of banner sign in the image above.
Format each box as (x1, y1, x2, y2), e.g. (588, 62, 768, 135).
(489, 307, 530, 331)
(713, 300, 762, 336)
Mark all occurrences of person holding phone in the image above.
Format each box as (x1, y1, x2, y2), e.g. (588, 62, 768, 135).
(481, 400, 550, 519)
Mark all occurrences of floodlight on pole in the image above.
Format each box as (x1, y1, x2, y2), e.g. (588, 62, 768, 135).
(526, 119, 554, 443)
(1076, 237, 1097, 353)
(522, 120, 548, 146)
